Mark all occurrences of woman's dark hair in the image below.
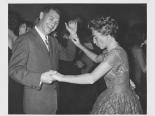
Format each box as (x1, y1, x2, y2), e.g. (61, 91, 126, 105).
(8, 10, 21, 35)
(88, 16, 119, 38)
(18, 19, 33, 35)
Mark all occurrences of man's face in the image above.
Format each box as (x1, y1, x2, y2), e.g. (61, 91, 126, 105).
(40, 9, 60, 35)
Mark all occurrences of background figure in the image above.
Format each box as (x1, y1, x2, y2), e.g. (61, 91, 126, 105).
(53, 23, 78, 114)
(50, 16, 143, 114)
(8, 11, 24, 114)
(56, 17, 84, 114)
(75, 35, 94, 74)
(18, 20, 33, 36)
(56, 17, 106, 114)
(75, 39, 107, 114)
(125, 23, 147, 113)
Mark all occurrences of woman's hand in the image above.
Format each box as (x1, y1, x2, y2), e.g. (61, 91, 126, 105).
(65, 20, 82, 47)
(50, 71, 63, 82)
(40, 70, 57, 85)
(65, 20, 77, 34)
(69, 34, 81, 46)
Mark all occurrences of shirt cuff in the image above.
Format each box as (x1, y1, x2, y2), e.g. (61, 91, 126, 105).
(39, 79, 42, 87)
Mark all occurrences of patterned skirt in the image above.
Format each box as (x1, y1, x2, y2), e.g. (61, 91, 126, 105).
(91, 88, 143, 114)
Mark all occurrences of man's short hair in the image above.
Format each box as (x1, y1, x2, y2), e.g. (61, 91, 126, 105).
(41, 5, 61, 16)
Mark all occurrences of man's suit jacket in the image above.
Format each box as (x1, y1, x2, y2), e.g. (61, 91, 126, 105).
(9, 28, 76, 114)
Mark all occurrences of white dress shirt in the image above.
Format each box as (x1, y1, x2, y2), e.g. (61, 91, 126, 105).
(35, 26, 49, 51)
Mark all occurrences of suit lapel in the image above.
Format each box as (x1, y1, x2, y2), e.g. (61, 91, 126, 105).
(48, 35, 55, 57)
(31, 28, 49, 55)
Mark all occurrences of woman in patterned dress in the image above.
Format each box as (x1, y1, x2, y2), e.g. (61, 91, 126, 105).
(49, 16, 143, 114)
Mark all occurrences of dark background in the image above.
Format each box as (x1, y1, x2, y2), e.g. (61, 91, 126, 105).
(8, 4, 146, 27)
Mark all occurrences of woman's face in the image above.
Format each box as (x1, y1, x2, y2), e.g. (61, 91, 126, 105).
(91, 29, 107, 49)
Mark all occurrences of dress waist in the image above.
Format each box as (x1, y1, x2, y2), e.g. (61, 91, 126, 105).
(107, 82, 130, 93)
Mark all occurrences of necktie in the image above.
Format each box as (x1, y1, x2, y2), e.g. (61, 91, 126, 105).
(45, 36, 49, 51)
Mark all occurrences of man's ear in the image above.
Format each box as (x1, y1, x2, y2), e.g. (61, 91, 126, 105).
(39, 11, 44, 20)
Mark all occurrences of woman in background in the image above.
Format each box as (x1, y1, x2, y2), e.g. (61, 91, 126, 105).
(8, 11, 24, 114)
(125, 23, 147, 113)
(49, 16, 143, 114)
(18, 20, 33, 36)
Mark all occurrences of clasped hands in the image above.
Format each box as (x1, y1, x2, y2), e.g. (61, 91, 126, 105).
(40, 70, 61, 85)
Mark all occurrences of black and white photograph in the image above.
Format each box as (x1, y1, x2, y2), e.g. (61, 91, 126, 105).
(1, 1, 153, 115)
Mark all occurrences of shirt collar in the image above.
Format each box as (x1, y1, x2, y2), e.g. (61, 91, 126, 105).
(35, 26, 48, 42)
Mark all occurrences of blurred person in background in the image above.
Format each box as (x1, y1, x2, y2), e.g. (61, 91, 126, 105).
(8, 10, 24, 114)
(18, 20, 33, 36)
(125, 23, 147, 113)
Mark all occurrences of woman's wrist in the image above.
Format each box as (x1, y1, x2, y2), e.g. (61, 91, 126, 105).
(55, 73, 64, 82)
(70, 33, 78, 38)
(79, 44, 86, 51)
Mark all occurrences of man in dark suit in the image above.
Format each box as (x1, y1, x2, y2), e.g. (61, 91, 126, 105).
(9, 6, 76, 114)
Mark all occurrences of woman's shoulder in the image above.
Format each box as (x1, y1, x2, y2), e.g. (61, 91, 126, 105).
(107, 46, 126, 64)
(109, 46, 123, 57)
